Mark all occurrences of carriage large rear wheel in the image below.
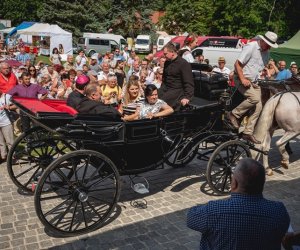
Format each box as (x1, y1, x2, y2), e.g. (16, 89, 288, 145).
(34, 150, 120, 236)
(7, 127, 75, 193)
(206, 140, 251, 195)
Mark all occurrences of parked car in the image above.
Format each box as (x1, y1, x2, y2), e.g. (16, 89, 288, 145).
(77, 33, 127, 57)
(134, 35, 152, 54)
(154, 35, 243, 59)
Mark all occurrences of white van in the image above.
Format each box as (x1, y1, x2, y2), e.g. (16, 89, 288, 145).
(78, 33, 127, 56)
(156, 35, 175, 51)
(134, 35, 152, 54)
(192, 47, 242, 70)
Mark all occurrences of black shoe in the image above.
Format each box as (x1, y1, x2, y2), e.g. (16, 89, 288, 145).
(242, 133, 261, 144)
(226, 112, 239, 129)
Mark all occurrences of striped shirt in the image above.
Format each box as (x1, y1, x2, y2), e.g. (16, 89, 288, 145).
(122, 96, 144, 116)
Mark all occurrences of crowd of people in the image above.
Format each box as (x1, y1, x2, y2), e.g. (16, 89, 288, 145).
(0, 31, 300, 249)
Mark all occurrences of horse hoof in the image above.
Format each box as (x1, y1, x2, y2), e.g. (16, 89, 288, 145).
(280, 160, 289, 169)
(265, 167, 273, 176)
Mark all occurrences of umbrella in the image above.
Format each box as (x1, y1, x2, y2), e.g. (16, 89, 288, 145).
(3, 59, 23, 68)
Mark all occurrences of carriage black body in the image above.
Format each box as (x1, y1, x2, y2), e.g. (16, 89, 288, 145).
(8, 91, 236, 236)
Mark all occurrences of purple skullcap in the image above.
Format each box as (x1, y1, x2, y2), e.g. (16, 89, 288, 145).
(76, 74, 90, 85)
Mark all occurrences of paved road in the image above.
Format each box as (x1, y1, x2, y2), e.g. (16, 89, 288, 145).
(0, 131, 299, 250)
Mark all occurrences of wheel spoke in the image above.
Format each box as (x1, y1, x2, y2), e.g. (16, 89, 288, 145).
(23, 166, 42, 187)
(15, 163, 39, 178)
(40, 192, 72, 201)
(54, 200, 75, 227)
(87, 173, 114, 190)
(69, 201, 78, 232)
(44, 196, 73, 217)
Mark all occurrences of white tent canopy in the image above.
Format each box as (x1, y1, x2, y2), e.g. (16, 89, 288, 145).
(17, 23, 73, 55)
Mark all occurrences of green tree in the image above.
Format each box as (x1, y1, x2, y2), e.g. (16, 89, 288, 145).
(104, 0, 157, 38)
(0, 0, 40, 25)
(159, 0, 214, 35)
(38, 0, 110, 38)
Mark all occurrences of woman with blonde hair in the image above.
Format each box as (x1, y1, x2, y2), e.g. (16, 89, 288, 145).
(119, 76, 145, 121)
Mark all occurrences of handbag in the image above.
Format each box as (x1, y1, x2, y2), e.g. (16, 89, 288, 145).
(4, 94, 20, 123)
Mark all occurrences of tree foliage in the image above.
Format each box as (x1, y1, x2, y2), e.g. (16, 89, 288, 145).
(0, 0, 40, 25)
(37, 0, 111, 38)
(159, 0, 214, 35)
(1, 0, 299, 40)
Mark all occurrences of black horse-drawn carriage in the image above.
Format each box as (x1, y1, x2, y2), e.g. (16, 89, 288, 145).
(7, 81, 246, 236)
(11, 67, 290, 236)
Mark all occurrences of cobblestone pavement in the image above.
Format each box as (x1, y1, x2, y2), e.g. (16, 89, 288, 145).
(0, 131, 300, 250)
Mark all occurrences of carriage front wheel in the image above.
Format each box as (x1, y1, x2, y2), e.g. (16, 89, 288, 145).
(206, 140, 251, 195)
(34, 150, 120, 236)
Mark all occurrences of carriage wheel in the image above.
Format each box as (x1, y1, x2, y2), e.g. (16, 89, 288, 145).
(7, 127, 75, 193)
(34, 150, 120, 236)
(206, 140, 251, 195)
(166, 133, 235, 168)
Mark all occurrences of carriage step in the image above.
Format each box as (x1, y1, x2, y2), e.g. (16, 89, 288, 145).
(130, 176, 149, 194)
(133, 183, 149, 194)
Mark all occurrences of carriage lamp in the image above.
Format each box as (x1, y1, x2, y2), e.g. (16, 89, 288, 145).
(219, 90, 232, 111)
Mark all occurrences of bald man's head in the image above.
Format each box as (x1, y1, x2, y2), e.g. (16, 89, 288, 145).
(232, 158, 265, 195)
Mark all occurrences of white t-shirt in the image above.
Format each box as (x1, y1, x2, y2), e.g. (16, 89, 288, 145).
(0, 94, 12, 127)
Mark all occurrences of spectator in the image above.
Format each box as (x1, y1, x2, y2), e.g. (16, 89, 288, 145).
(28, 65, 38, 84)
(75, 49, 88, 70)
(89, 54, 101, 73)
(159, 42, 194, 111)
(141, 59, 154, 84)
(127, 61, 140, 81)
(187, 158, 290, 250)
(16, 47, 30, 65)
(153, 56, 166, 73)
(8, 72, 48, 132)
(179, 34, 198, 63)
(0, 62, 18, 93)
(28, 46, 36, 65)
(97, 62, 111, 86)
(114, 60, 126, 88)
(38, 74, 57, 98)
(122, 45, 130, 62)
(50, 47, 62, 65)
(212, 56, 231, 79)
(266, 59, 279, 79)
(152, 68, 163, 89)
(101, 74, 122, 106)
(63, 55, 75, 71)
(0, 91, 14, 162)
(57, 73, 73, 100)
(58, 44, 64, 54)
(67, 74, 90, 109)
(276, 60, 292, 80)
(194, 54, 205, 64)
(290, 62, 298, 77)
(139, 84, 173, 119)
(127, 50, 137, 69)
(6, 47, 15, 59)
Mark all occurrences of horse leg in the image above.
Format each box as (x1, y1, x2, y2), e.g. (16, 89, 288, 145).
(276, 131, 299, 169)
(278, 143, 290, 169)
(263, 130, 274, 176)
